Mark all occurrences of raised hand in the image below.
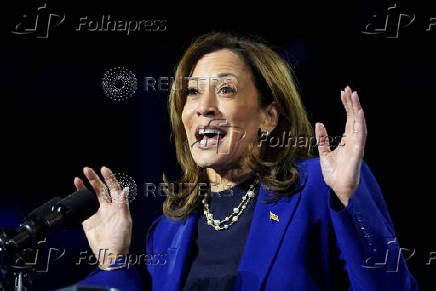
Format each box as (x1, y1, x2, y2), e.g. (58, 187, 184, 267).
(315, 86, 367, 207)
(74, 166, 132, 269)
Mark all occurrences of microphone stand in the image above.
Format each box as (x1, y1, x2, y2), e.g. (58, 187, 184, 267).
(0, 227, 43, 291)
(0, 190, 98, 291)
(0, 197, 62, 291)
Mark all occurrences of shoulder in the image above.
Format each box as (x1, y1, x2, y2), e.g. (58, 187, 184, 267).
(295, 157, 321, 174)
(288, 157, 331, 212)
(294, 157, 326, 189)
(145, 213, 189, 251)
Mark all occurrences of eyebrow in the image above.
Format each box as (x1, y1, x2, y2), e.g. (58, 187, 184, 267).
(188, 72, 239, 81)
(216, 72, 238, 79)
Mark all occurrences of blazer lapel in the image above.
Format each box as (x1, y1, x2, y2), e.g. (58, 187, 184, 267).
(234, 184, 302, 291)
(159, 211, 198, 291)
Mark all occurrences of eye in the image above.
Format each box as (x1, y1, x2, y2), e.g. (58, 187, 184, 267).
(187, 87, 200, 96)
(217, 86, 236, 96)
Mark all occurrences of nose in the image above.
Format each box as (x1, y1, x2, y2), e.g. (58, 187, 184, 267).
(196, 90, 218, 117)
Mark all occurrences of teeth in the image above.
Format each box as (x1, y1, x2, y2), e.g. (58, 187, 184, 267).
(200, 139, 207, 146)
(198, 128, 225, 135)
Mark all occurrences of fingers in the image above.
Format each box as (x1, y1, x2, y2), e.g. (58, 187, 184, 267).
(341, 86, 367, 158)
(341, 86, 366, 135)
(83, 167, 111, 203)
(341, 88, 354, 134)
(356, 108, 367, 155)
(100, 167, 128, 206)
(350, 90, 363, 118)
(113, 187, 130, 212)
(101, 167, 121, 193)
(315, 122, 331, 155)
(74, 177, 87, 191)
(80, 166, 129, 207)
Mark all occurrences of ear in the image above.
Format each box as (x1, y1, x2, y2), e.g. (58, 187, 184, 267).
(261, 102, 279, 131)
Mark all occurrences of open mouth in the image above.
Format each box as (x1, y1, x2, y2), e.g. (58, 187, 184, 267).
(195, 127, 227, 147)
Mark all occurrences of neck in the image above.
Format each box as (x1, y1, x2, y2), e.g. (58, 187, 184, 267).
(206, 167, 254, 192)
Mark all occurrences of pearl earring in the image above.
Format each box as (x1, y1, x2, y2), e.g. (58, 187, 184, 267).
(261, 129, 270, 137)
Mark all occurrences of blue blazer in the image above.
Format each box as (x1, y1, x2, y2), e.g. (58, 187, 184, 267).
(78, 158, 418, 290)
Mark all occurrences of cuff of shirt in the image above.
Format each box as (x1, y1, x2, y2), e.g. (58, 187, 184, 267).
(328, 188, 346, 212)
(98, 254, 129, 271)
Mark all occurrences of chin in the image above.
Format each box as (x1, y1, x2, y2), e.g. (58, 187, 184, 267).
(191, 151, 240, 171)
(190, 148, 220, 164)
(192, 155, 225, 169)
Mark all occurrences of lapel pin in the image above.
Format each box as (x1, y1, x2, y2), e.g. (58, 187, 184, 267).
(269, 211, 279, 222)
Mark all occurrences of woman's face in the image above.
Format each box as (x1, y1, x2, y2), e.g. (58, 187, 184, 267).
(181, 49, 272, 171)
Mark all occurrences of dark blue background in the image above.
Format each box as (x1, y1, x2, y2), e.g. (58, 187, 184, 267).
(1, 0, 434, 290)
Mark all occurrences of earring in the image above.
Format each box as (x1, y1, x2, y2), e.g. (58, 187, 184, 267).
(258, 128, 271, 137)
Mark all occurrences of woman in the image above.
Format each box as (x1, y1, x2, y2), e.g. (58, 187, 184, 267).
(75, 33, 418, 290)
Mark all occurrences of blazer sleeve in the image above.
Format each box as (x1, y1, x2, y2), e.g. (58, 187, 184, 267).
(328, 160, 419, 291)
(74, 254, 142, 290)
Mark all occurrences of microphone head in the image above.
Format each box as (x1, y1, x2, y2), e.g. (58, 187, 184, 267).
(53, 189, 100, 228)
(24, 197, 62, 222)
(1, 190, 100, 252)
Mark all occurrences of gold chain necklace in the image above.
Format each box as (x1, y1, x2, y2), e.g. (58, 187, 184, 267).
(201, 180, 259, 231)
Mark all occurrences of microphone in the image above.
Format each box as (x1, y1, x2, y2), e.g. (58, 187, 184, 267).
(0, 189, 99, 252)
(50, 189, 100, 229)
